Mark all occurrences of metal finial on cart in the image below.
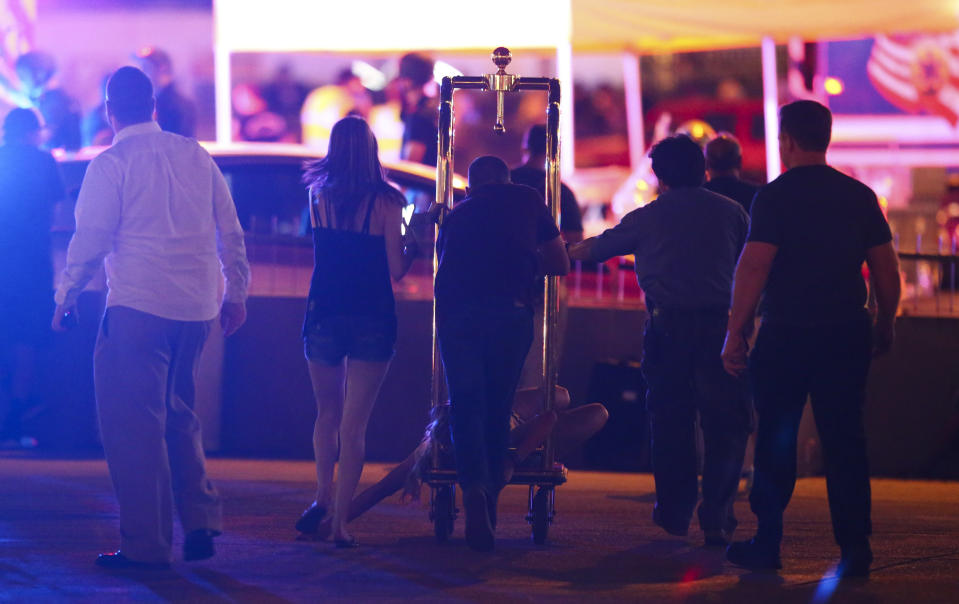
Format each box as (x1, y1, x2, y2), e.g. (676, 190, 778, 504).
(427, 48, 567, 544)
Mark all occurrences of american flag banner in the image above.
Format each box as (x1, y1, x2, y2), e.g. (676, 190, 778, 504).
(867, 33, 959, 125)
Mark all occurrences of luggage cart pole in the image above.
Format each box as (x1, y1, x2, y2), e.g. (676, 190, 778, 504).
(428, 49, 568, 545)
(541, 77, 562, 471)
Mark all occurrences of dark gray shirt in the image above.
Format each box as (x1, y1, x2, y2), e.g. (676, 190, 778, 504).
(589, 187, 749, 310)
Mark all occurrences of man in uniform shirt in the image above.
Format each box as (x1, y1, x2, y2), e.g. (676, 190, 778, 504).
(722, 100, 901, 578)
(435, 156, 568, 552)
(136, 47, 197, 138)
(52, 67, 250, 569)
(569, 135, 751, 547)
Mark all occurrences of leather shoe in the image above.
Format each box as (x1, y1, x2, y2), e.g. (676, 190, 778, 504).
(726, 537, 782, 571)
(463, 486, 494, 552)
(837, 545, 873, 579)
(295, 502, 327, 534)
(95, 551, 170, 570)
(184, 529, 219, 561)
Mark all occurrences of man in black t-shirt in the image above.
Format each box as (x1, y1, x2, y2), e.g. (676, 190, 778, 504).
(570, 135, 751, 548)
(398, 53, 437, 167)
(703, 133, 759, 214)
(511, 124, 583, 389)
(435, 156, 569, 552)
(511, 124, 584, 243)
(722, 100, 901, 578)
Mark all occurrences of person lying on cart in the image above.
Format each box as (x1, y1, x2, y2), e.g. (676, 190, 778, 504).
(295, 385, 607, 541)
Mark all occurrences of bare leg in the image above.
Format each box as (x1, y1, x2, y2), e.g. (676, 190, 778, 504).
(317, 444, 423, 540)
(510, 411, 558, 462)
(331, 358, 391, 543)
(511, 385, 571, 421)
(552, 403, 609, 457)
(307, 359, 346, 507)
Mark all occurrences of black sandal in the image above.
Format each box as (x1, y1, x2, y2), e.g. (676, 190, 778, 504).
(334, 536, 359, 548)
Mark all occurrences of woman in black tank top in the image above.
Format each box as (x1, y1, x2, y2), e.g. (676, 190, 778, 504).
(296, 117, 416, 547)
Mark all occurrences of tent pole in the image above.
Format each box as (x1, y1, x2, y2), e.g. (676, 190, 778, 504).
(622, 51, 644, 172)
(213, 2, 231, 144)
(557, 41, 575, 175)
(761, 36, 781, 181)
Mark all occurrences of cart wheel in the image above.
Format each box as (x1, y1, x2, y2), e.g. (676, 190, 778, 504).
(530, 487, 551, 545)
(432, 484, 456, 543)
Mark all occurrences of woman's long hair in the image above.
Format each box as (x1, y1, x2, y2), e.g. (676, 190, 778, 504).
(302, 116, 388, 227)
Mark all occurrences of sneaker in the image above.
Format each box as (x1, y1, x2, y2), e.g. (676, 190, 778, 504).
(837, 545, 873, 579)
(726, 537, 782, 571)
(652, 506, 689, 537)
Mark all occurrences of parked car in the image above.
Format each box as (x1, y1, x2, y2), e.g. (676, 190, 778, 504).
(55, 142, 467, 297)
(56, 142, 466, 235)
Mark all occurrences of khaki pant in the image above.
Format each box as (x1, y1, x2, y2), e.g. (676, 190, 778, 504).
(94, 306, 221, 563)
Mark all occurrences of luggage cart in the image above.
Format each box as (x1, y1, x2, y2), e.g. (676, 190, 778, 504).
(425, 48, 568, 545)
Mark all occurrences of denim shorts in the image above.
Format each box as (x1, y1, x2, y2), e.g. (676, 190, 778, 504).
(303, 314, 397, 365)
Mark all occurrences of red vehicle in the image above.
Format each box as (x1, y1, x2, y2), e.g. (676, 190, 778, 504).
(645, 97, 767, 182)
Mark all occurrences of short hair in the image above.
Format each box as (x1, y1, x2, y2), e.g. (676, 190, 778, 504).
(106, 66, 155, 125)
(649, 135, 706, 188)
(705, 133, 742, 173)
(523, 124, 547, 156)
(3, 107, 41, 143)
(468, 155, 511, 188)
(779, 100, 832, 152)
(398, 53, 434, 87)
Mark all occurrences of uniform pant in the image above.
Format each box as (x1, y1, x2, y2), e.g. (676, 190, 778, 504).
(642, 307, 752, 535)
(748, 315, 873, 551)
(438, 304, 533, 496)
(94, 306, 221, 563)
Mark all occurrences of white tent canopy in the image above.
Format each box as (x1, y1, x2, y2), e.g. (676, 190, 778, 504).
(570, 0, 959, 52)
(215, 0, 958, 53)
(213, 0, 959, 174)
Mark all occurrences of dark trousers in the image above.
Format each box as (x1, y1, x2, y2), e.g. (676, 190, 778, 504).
(438, 304, 533, 495)
(748, 314, 873, 551)
(642, 307, 752, 534)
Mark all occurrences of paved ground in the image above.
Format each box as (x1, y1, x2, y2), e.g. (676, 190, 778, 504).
(1, 456, 957, 603)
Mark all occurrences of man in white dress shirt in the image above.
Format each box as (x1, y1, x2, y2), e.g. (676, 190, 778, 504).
(52, 66, 250, 569)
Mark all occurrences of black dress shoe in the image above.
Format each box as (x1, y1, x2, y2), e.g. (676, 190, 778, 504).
(704, 530, 730, 548)
(295, 502, 327, 534)
(95, 551, 170, 570)
(184, 529, 220, 561)
(463, 487, 494, 552)
(726, 538, 782, 571)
